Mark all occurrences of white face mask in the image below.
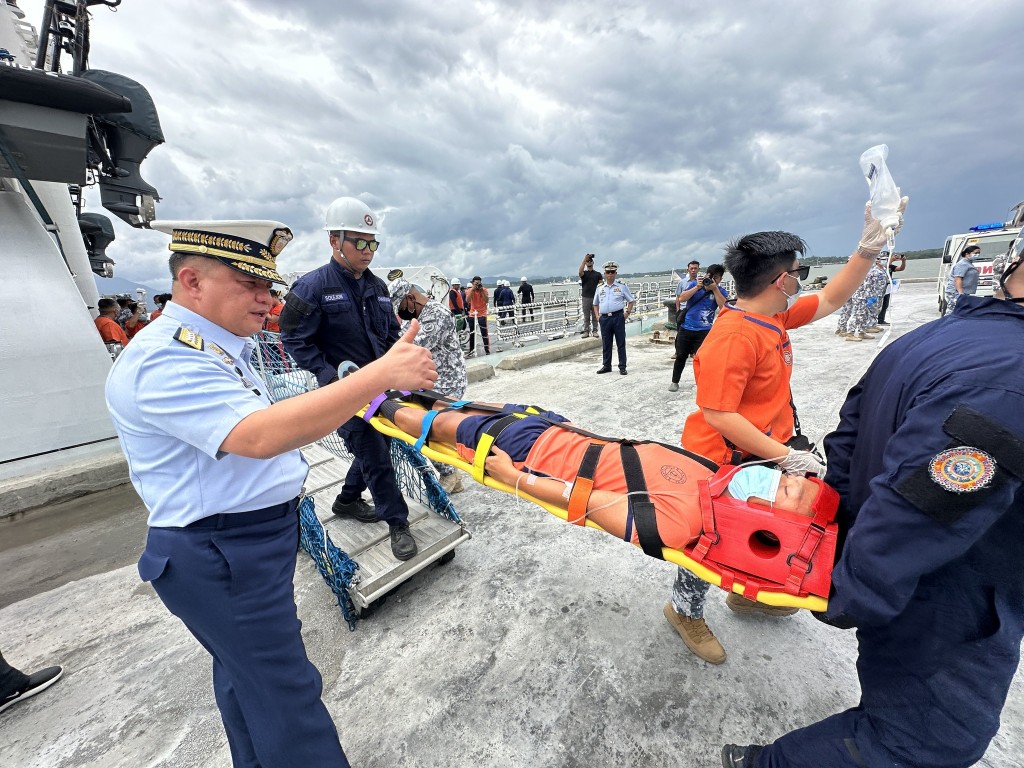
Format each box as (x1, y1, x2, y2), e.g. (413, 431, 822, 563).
(778, 274, 802, 309)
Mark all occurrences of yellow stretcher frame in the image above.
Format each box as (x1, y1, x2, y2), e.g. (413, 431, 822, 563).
(363, 405, 828, 612)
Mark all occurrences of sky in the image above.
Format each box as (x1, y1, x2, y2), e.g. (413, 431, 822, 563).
(19, 0, 1024, 288)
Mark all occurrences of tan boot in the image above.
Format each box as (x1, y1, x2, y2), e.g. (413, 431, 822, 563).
(725, 592, 799, 617)
(663, 603, 726, 664)
(439, 473, 465, 494)
(843, 333, 863, 342)
(864, 325, 882, 333)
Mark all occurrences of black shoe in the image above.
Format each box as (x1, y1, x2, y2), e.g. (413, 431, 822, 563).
(619, 369, 627, 375)
(331, 497, 378, 523)
(390, 524, 418, 561)
(878, 321, 890, 326)
(596, 367, 612, 374)
(721, 744, 765, 767)
(0, 666, 63, 714)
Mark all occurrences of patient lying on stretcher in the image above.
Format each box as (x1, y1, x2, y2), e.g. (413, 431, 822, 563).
(382, 399, 831, 552)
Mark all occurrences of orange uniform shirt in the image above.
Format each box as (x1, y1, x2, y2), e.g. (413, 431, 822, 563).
(264, 303, 282, 332)
(522, 427, 713, 550)
(468, 287, 489, 317)
(95, 315, 129, 346)
(682, 294, 819, 464)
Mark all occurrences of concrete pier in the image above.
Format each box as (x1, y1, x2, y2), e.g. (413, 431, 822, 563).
(2, 283, 1019, 768)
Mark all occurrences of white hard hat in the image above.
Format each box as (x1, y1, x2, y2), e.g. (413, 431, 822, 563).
(520, 276, 528, 281)
(451, 277, 461, 285)
(323, 196, 379, 235)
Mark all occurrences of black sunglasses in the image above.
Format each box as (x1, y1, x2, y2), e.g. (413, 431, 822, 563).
(343, 236, 379, 252)
(604, 269, 617, 274)
(781, 265, 810, 281)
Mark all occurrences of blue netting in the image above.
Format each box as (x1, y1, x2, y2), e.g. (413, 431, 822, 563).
(250, 333, 464, 628)
(297, 496, 360, 631)
(391, 440, 461, 524)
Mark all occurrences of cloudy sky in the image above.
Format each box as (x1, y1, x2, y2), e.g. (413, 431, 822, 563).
(21, 0, 1024, 287)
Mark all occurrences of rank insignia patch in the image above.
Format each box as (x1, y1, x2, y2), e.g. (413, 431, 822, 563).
(928, 447, 996, 493)
(173, 326, 205, 351)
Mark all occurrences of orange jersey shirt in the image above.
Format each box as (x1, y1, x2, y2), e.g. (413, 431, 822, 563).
(468, 287, 489, 317)
(521, 427, 713, 550)
(95, 315, 129, 346)
(264, 303, 282, 332)
(682, 294, 819, 464)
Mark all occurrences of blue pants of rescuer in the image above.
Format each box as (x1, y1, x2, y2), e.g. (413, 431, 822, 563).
(138, 503, 350, 768)
(337, 416, 410, 527)
(599, 311, 627, 370)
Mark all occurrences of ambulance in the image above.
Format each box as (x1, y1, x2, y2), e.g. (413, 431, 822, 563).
(937, 203, 1023, 315)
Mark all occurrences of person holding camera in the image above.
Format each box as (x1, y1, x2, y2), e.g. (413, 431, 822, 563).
(578, 253, 602, 337)
(668, 264, 726, 392)
(664, 200, 908, 665)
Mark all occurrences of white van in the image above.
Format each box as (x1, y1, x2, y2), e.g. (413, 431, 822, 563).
(937, 223, 1021, 315)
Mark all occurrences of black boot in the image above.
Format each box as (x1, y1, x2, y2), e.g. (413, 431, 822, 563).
(331, 496, 378, 523)
(721, 744, 765, 767)
(390, 523, 418, 560)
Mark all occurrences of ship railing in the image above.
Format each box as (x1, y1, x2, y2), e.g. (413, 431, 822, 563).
(487, 298, 582, 346)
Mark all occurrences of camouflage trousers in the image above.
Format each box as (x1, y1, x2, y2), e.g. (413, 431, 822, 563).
(433, 459, 456, 477)
(670, 566, 711, 619)
(837, 297, 875, 334)
(944, 292, 961, 316)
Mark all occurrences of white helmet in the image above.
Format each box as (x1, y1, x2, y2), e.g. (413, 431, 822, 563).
(451, 277, 461, 285)
(323, 196, 379, 235)
(520, 276, 528, 282)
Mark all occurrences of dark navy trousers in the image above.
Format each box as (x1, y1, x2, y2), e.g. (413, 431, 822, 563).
(0, 651, 28, 697)
(337, 416, 410, 527)
(139, 504, 349, 768)
(599, 311, 627, 370)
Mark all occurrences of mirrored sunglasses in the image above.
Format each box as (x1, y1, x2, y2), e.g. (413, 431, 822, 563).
(343, 236, 379, 252)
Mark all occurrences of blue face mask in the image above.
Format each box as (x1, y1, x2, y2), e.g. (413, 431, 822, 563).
(727, 466, 783, 505)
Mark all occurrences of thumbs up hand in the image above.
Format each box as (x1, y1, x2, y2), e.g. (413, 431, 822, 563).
(380, 319, 437, 391)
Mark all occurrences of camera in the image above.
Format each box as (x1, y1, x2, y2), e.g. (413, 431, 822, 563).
(701, 277, 712, 287)
(586, 253, 594, 260)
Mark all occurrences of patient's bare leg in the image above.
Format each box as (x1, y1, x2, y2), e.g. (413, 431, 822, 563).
(391, 405, 476, 444)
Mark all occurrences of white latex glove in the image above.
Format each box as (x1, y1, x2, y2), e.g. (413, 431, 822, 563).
(858, 196, 909, 256)
(778, 448, 826, 477)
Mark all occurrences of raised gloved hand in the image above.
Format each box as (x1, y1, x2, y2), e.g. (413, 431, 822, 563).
(858, 196, 909, 256)
(778, 447, 826, 477)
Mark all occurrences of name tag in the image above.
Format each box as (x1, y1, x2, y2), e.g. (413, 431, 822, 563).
(324, 292, 347, 302)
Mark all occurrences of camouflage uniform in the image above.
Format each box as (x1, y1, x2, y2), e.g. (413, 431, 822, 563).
(671, 567, 710, 619)
(845, 266, 888, 335)
(836, 298, 854, 334)
(399, 298, 467, 477)
(865, 263, 889, 326)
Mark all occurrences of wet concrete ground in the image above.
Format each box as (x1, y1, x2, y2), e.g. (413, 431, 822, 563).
(2, 283, 1021, 767)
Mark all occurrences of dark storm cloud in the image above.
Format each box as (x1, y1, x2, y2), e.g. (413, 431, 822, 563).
(54, 0, 1024, 284)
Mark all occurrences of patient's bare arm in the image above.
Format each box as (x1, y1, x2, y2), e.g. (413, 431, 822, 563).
(485, 447, 632, 538)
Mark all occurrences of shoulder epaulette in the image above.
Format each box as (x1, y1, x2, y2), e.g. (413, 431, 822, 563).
(173, 326, 205, 350)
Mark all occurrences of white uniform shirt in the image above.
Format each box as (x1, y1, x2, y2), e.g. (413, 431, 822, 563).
(105, 301, 308, 527)
(593, 280, 635, 314)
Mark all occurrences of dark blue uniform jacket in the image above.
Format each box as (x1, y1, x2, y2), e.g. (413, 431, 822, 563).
(821, 295, 1024, 764)
(279, 259, 399, 386)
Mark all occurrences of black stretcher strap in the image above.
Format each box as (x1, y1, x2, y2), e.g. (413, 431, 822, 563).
(619, 443, 665, 560)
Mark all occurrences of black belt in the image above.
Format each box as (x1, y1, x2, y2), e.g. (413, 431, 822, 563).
(185, 498, 298, 530)
(601, 309, 623, 317)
